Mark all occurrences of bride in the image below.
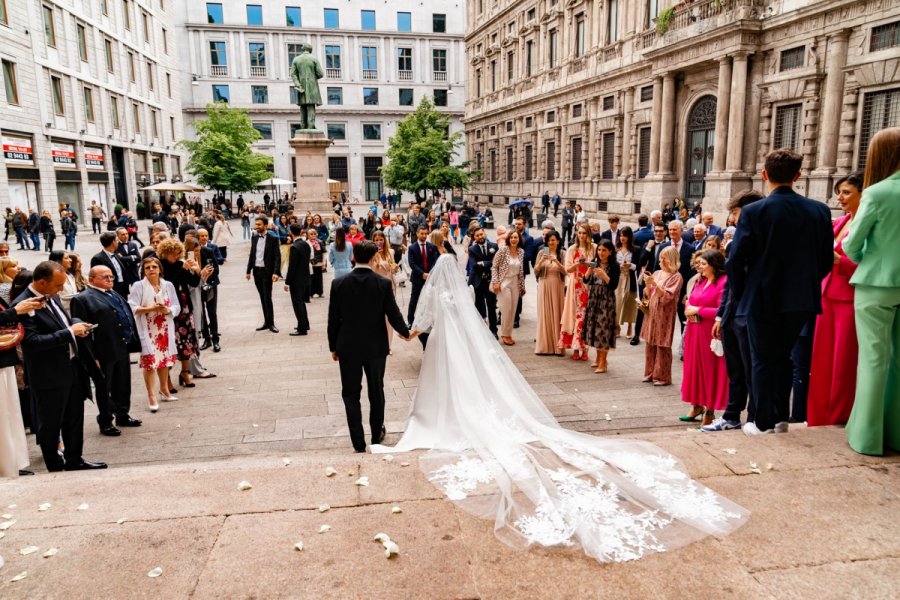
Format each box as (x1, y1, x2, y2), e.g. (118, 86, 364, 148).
(372, 254, 747, 563)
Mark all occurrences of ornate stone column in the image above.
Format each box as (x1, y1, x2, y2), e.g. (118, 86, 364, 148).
(649, 76, 663, 174)
(726, 52, 749, 172)
(621, 86, 635, 178)
(816, 30, 851, 173)
(658, 73, 676, 175)
(713, 57, 732, 173)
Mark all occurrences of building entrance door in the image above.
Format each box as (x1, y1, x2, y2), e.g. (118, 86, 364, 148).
(684, 95, 717, 206)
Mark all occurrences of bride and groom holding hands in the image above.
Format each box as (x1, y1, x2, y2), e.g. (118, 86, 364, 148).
(328, 240, 747, 564)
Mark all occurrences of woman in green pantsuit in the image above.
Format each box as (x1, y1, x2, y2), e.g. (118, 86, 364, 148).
(843, 127, 900, 456)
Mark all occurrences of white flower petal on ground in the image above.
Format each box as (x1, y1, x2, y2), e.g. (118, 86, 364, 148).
(282, 458, 292, 466)
(37, 502, 51, 511)
(175, 424, 181, 429)
(749, 462, 762, 475)
(391, 506, 402, 514)
(324, 467, 337, 477)
(77, 503, 89, 511)
(0, 532, 5, 540)
(238, 481, 253, 491)
(765, 463, 774, 471)
(293, 542, 304, 551)
(147, 567, 163, 578)
(10, 571, 27, 583)
(0, 555, 4, 569)
(604, 414, 612, 422)
(318, 525, 331, 534)
(252, 424, 258, 428)
(0, 520, 17, 530)
(400, 462, 410, 467)
(1, 514, 12, 519)
(373, 533, 391, 544)
(116, 518, 127, 524)
(6, 504, 15, 509)
(354, 477, 369, 487)
(317, 504, 330, 513)
(723, 448, 737, 455)
(383, 455, 394, 462)
(19, 546, 39, 556)
(384, 542, 400, 559)
(42, 548, 58, 558)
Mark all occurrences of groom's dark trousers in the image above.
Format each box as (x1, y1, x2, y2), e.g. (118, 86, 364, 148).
(328, 265, 410, 452)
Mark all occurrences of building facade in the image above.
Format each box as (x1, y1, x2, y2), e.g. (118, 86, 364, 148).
(464, 0, 900, 218)
(176, 1, 466, 203)
(0, 0, 186, 223)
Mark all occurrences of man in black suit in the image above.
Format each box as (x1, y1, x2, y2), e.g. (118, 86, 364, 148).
(197, 228, 223, 351)
(726, 149, 832, 435)
(114, 227, 141, 286)
(600, 215, 621, 246)
(328, 241, 411, 452)
(245, 215, 282, 333)
(512, 217, 533, 328)
(91, 231, 129, 299)
(407, 225, 439, 347)
(70, 266, 142, 437)
(467, 226, 499, 338)
(630, 223, 669, 346)
(284, 224, 311, 336)
(15, 261, 107, 472)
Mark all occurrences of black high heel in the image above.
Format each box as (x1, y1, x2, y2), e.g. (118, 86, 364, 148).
(179, 372, 195, 388)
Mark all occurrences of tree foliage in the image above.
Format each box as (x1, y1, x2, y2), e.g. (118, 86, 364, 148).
(382, 97, 477, 199)
(178, 102, 273, 193)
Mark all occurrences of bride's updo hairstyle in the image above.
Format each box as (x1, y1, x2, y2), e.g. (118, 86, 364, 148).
(352, 240, 378, 264)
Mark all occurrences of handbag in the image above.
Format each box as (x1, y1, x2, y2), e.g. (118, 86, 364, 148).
(0, 323, 25, 351)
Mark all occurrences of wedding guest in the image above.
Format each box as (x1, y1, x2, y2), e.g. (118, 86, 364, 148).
(641, 247, 683, 385)
(329, 227, 354, 278)
(0, 257, 20, 304)
(129, 257, 180, 411)
(582, 239, 620, 373)
(69, 252, 87, 294)
(559, 224, 595, 361)
(372, 230, 400, 350)
(808, 172, 862, 427)
(843, 128, 900, 455)
(491, 229, 526, 346)
(534, 231, 565, 356)
(212, 212, 233, 260)
(438, 222, 457, 255)
(313, 214, 329, 243)
(284, 224, 311, 336)
(467, 227, 499, 339)
(306, 229, 325, 298)
(703, 236, 722, 251)
(449, 206, 460, 243)
(47, 251, 78, 312)
(246, 215, 282, 333)
(158, 238, 202, 388)
(681, 250, 729, 426)
(495, 225, 508, 247)
(346, 223, 366, 246)
(614, 226, 640, 339)
(40, 210, 56, 253)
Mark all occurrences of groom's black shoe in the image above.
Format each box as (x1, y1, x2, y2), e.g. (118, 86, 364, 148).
(372, 425, 387, 445)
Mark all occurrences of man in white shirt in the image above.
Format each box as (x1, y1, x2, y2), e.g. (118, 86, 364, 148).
(91, 231, 129, 298)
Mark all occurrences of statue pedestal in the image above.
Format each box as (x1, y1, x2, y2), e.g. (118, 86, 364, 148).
(289, 130, 333, 214)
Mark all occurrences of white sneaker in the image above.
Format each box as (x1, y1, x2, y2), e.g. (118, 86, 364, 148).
(774, 421, 789, 433)
(742, 422, 773, 436)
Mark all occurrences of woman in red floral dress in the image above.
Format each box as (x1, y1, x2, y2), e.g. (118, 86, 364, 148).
(558, 224, 596, 360)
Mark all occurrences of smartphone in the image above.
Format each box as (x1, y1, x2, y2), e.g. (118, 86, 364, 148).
(84, 323, 99, 332)
(588, 261, 598, 268)
(542, 247, 551, 256)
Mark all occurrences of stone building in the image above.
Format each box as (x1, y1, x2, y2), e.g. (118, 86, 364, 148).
(463, 0, 900, 219)
(176, 0, 466, 203)
(0, 0, 186, 223)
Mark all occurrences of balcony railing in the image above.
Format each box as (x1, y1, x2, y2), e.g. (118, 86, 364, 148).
(210, 65, 228, 77)
(362, 69, 378, 80)
(639, 30, 657, 50)
(250, 65, 267, 77)
(326, 68, 341, 78)
(398, 69, 412, 81)
(433, 70, 447, 81)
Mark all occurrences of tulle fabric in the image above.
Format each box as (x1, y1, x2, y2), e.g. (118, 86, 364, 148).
(372, 254, 748, 563)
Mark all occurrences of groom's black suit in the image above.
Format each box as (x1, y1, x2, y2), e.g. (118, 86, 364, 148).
(328, 266, 410, 452)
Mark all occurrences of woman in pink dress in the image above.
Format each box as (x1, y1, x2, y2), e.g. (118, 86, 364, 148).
(558, 224, 595, 360)
(808, 173, 861, 426)
(680, 249, 729, 427)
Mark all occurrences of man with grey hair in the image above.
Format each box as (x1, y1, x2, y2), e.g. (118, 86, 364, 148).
(650, 210, 663, 227)
(682, 217, 699, 244)
(662, 220, 694, 333)
(692, 223, 708, 250)
(701, 212, 723, 238)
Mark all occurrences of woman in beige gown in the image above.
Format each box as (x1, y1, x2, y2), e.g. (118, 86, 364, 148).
(534, 231, 565, 355)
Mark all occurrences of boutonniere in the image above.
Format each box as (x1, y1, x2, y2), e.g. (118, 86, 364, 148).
(489, 248, 496, 254)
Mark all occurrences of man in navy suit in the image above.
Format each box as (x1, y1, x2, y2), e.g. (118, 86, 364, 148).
(467, 226, 499, 338)
(701, 212, 723, 238)
(726, 149, 833, 435)
(407, 225, 439, 347)
(630, 222, 669, 345)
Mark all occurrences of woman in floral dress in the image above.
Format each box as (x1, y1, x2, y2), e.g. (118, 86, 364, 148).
(157, 238, 202, 388)
(559, 223, 595, 360)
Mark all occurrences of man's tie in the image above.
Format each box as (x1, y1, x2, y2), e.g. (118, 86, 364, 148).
(421, 243, 428, 271)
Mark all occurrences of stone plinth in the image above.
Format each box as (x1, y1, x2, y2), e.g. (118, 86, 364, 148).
(288, 130, 333, 213)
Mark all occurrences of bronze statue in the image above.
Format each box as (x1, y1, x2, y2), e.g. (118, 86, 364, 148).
(290, 43, 324, 131)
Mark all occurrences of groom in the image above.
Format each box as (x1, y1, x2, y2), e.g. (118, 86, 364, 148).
(328, 240, 412, 452)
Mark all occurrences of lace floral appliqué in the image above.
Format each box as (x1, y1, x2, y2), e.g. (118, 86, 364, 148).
(429, 457, 496, 500)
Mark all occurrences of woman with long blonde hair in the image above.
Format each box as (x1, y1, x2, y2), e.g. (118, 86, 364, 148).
(558, 223, 595, 360)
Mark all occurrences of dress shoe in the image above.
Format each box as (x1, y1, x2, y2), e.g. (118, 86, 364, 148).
(269, 326, 279, 333)
(18, 469, 34, 476)
(116, 416, 143, 427)
(630, 338, 640, 346)
(213, 343, 221, 352)
(199, 340, 212, 351)
(513, 320, 520, 328)
(289, 329, 308, 336)
(99, 425, 122, 437)
(64, 459, 108, 471)
(255, 324, 269, 331)
(372, 425, 387, 445)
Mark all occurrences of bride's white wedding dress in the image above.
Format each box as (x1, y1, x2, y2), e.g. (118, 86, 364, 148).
(372, 254, 747, 563)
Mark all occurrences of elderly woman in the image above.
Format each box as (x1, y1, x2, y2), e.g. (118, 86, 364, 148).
(641, 246, 683, 386)
(559, 223, 595, 360)
(157, 237, 202, 389)
(346, 223, 366, 246)
(534, 230, 566, 356)
(491, 229, 526, 346)
(582, 239, 620, 373)
(129, 257, 181, 410)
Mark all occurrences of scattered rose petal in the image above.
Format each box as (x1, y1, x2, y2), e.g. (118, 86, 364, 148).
(19, 546, 39, 556)
(750, 462, 758, 469)
(1, 513, 12, 519)
(318, 525, 331, 534)
(6, 504, 15, 509)
(175, 424, 181, 428)
(384, 542, 400, 559)
(77, 503, 89, 511)
(147, 567, 162, 578)
(383, 455, 394, 462)
(116, 518, 127, 524)
(282, 458, 292, 466)
(324, 467, 337, 477)
(0, 520, 16, 530)
(373, 533, 391, 544)
(38, 503, 51, 511)
(604, 414, 612, 421)
(391, 506, 402, 514)
(238, 481, 253, 491)
(252, 424, 259, 428)
(10, 571, 27, 582)
(0, 532, 5, 540)
(612, 405, 618, 409)
(42, 548, 58, 558)
(354, 477, 369, 487)
(723, 448, 737, 455)
(400, 462, 410, 467)
(765, 463, 774, 471)
(227, 387, 235, 390)
(749, 467, 762, 474)
(318, 504, 330, 513)
(0, 556, 4, 569)
(293, 542, 304, 551)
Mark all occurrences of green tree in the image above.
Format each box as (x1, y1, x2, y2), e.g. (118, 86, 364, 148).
(382, 97, 477, 201)
(178, 102, 273, 194)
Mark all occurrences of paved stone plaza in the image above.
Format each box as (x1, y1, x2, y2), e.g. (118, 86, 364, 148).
(1, 224, 898, 598)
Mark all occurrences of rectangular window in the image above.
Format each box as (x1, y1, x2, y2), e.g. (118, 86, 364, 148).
(433, 13, 446, 33)
(433, 49, 447, 73)
(870, 22, 900, 52)
(397, 12, 411, 32)
(2, 60, 18, 105)
(209, 41, 227, 68)
(285, 6, 301, 27)
(859, 87, 900, 169)
(506, 146, 514, 181)
(77, 24, 88, 61)
(399, 88, 413, 106)
(43, 5, 56, 47)
(324, 8, 339, 29)
(779, 46, 805, 71)
(325, 45, 341, 70)
(329, 156, 349, 182)
(575, 15, 585, 57)
(646, 0, 659, 28)
(133, 103, 141, 133)
(639, 127, 651, 178)
(83, 87, 95, 122)
(525, 116, 533, 128)
(546, 141, 556, 180)
(128, 52, 136, 82)
(290, 87, 299, 104)
(640, 85, 653, 102)
(362, 46, 378, 77)
(147, 61, 154, 91)
(249, 42, 266, 68)
(327, 87, 343, 105)
(327, 123, 346, 140)
(507, 51, 514, 83)
(571, 137, 583, 180)
(252, 85, 268, 103)
(549, 30, 558, 68)
(601, 132, 615, 180)
(603, 95, 614, 110)
(525, 144, 533, 180)
(151, 109, 159, 138)
(363, 87, 379, 105)
(207, 3, 223, 24)
(170, 116, 175, 139)
(142, 11, 150, 42)
(162, 28, 169, 54)
(774, 103, 802, 151)
(0, 0, 7, 24)
(111, 95, 120, 129)
(362, 124, 382, 140)
(212, 84, 230, 103)
(607, 0, 618, 43)
(252, 122, 272, 140)
(397, 48, 412, 73)
(434, 89, 448, 107)
(475, 152, 482, 178)
(547, 110, 555, 123)
(489, 149, 497, 181)
(572, 104, 582, 118)
(123, 0, 131, 29)
(105, 40, 117, 72)
(287, 43, 303, 70)
(475, 68, 481, 97)
(246, 5, 262, 25)
(490, 60, 496, 92)
(361, 10, 375, 31)
(51, 75, 64, 115)
(527, 8, 536, 21)
(525, 40, 534, 77)
(506, 121, 513, 133)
